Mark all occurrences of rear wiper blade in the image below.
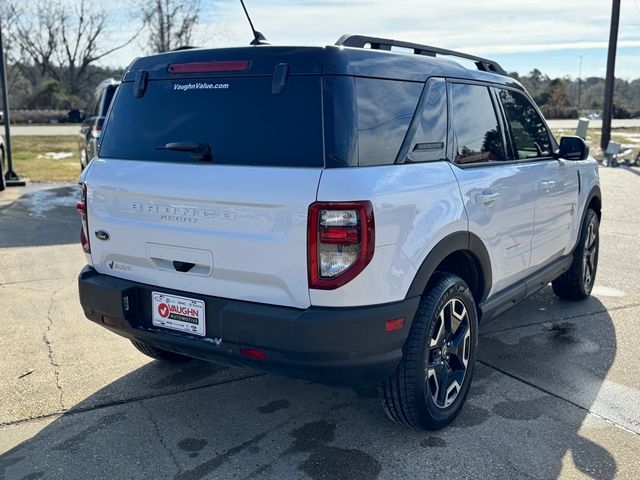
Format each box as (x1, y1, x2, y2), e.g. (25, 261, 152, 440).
(156, 142, 213, 162)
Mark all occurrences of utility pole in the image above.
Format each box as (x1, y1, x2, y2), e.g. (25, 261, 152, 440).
(0, 20, 24, 188)
(601, 0, 621, 151)
(577, 55, 583, 110)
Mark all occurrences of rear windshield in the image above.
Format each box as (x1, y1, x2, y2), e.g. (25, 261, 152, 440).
(99, 76, 323, 167)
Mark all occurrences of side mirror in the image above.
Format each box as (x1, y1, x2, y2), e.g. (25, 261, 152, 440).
(558, 136, 589, 161)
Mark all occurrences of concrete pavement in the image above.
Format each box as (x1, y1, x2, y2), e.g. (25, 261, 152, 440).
(1, 167, 640, 479)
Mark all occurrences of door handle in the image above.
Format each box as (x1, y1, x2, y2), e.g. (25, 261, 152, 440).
(539, 180, 556, 191)
(475, 192, 500, 206)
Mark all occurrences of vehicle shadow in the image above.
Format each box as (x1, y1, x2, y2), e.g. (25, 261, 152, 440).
(0, 186, 80, 248)
(0, 291, 622, 479)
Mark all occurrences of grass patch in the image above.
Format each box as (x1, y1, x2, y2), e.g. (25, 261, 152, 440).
(8, 135, 80, 183)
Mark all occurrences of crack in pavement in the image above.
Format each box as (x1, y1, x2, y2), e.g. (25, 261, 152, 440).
(0, 276, 76, 287)
(0, 373, 265, 428)
(480, 302, 640, 335)
(140, 400, 182, 474)
(42, 279, 75, 413)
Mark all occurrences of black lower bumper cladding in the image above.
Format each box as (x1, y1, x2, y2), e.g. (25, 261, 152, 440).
(78, 266, 420, 387)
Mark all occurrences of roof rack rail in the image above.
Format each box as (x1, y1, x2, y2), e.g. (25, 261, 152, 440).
(335, 34, 507, 76)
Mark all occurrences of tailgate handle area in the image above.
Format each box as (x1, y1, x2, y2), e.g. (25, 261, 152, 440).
(147, 243, 213, 277)
(173, 260, 195, 273)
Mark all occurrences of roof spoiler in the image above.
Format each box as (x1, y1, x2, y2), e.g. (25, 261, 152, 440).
(335, 34, 507, 76)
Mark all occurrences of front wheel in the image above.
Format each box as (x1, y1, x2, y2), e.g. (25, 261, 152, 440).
(380, 273, 478, 430)
(552, 208, 599, 300)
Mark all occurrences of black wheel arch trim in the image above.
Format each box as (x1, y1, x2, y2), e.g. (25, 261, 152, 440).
(584, 185, 602, 218)
(405, 231, 492, 302)
(573, 185, 602, 252)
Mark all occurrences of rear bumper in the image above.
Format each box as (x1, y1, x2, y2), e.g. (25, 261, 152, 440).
(78, 266, 419, 387)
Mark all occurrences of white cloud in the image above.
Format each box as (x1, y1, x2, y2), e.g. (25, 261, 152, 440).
(100, 0, 640, 78)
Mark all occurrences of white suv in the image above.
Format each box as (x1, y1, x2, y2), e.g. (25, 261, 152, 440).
(77, 35, 601, 430)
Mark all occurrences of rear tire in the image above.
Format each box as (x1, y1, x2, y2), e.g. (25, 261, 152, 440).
(552, 208, 599, 300)
(130, 340, 192, 362)
(380, 273, 478, 430)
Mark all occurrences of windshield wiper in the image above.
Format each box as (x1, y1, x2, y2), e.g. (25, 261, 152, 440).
(156, 142, 213, 162)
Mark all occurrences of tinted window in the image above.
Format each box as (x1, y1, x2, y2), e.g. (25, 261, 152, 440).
(498, 89, 552, 159)
(356, 78, 421, 166)
(405, 78, 447, 163)
(100, 86, 118, 117)
(99, 76, 323, 167)
(451, 83, 505, 165)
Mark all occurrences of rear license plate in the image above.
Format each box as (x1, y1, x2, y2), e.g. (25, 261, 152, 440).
(152, 292, 206, 337)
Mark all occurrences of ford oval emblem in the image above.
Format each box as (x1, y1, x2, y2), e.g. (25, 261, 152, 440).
(95, 230, 110, 241)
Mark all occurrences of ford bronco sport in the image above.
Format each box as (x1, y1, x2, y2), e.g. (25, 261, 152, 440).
(77, 35, 601, 430)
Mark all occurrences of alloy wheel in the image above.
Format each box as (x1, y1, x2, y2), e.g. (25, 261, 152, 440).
(425, 298, 471, 409)
(583, 218, 598, 289)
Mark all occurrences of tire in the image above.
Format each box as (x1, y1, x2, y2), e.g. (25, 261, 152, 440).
(130, 339, 192, 362)
(552, 208, 599, 300)
(380, 273, 478, 430)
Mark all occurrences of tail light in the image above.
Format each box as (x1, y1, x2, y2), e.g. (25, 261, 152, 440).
(76, 183, 90, 253)
(308, 201, 374, 290)
(90, 118, 104, 138)
(168, 61, 250, 74)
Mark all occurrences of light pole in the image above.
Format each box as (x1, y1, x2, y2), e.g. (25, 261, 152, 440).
(601, 0, 621, 151)
(0, 19, 24, 188)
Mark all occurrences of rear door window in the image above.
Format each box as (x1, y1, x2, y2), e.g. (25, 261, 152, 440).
(497, 89, 553, 159)
(356, 78, 422, 166)
(450, 83, 506, 165)
(99, 76, 324, 167)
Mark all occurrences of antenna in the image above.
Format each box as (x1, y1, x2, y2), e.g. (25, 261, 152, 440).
(239, 0, 269, 46)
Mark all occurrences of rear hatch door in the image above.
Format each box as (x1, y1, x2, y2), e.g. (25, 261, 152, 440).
(87, 47, 325, 309)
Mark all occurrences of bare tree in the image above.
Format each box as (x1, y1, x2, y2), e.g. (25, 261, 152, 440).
(139, 0, 202, 53)
(15, 0, 139, 95)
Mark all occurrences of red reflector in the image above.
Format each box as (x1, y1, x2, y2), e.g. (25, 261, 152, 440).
(168, 61, 250, 74)
(102, 315, 119, 327)
(320, 227, 359, 244)
(240, 348, 266, 360)
(385, 318, 405, 332)
(76, 201, 86, 214)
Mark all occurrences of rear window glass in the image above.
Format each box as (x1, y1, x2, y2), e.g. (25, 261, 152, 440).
(356, 78, 421, 166)
(99, 76, 323, 167)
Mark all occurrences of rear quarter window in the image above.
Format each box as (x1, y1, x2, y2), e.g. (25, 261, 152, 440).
(356, 78, 422, 166)
(99, 76, 324, 167)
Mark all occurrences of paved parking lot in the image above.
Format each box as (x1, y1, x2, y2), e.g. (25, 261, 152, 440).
(1, 167, 639, 479)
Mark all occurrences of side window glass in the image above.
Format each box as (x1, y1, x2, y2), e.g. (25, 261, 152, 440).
(405, 78, 447, 163)
(451, 84, 505, 165)
(356, 78, 422, 166)
(498, 89, 552, 159)
(93, 92, 102, 117)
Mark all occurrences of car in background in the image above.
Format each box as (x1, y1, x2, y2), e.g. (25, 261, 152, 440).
(78, 78, 120, 170)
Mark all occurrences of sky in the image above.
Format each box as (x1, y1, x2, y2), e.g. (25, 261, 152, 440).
(103, 0, 640, 79)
